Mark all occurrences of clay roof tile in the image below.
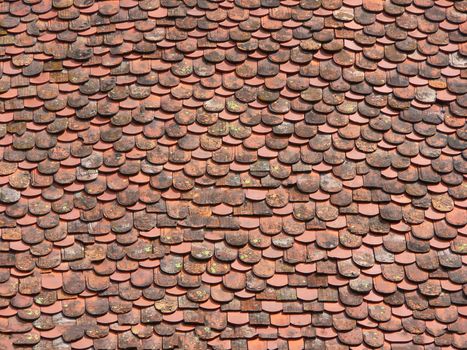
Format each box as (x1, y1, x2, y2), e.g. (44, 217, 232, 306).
(0, 0, 463, 347)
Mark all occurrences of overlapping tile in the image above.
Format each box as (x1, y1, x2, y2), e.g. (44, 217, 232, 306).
(0, 0, 466, 349)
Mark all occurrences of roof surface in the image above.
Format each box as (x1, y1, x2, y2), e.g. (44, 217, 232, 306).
(0, 0, 466, 349)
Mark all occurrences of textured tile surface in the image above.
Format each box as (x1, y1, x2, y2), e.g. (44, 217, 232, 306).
(0, 0, 466, 349)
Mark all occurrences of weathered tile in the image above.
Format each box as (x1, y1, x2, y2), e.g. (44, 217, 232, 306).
(0, 0, 464, 348)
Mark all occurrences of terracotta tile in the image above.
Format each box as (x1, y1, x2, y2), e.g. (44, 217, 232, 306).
(227, 311, 248, 325)
(0, 0, 463, 347)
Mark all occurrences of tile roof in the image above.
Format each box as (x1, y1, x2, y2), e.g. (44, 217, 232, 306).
(0, 0, 466, 349)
